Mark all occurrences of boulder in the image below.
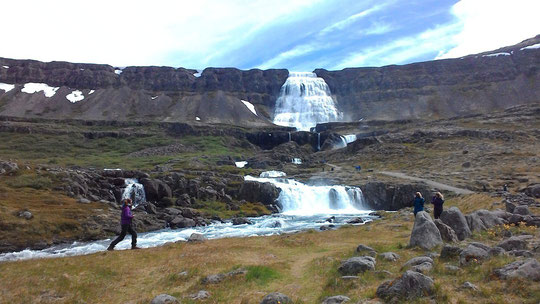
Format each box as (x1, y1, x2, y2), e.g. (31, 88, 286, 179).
(469, 242, 491, 252)
(513, 205, 531, 216)
(188, 233, 207, 242)
(376, 270, 435, 302)
(411, 262, 433, 274)
(505, 201, 516, 213)
(0, 160, 19, 175)
(169, 216, 196, 229)
(434, 219, 459, 243)
(497, 235, 531, 251)
(521, 184, 540, 198)
(465, 214, 487, 232)
(338, 256, 376, 275)
(409, 211, 442, 250)
(150, 294, 180, 304)
(321, 295, 350, 304)
(189, 290, 210, 300)
(347, 217, 364, 224)
(440, 245, 462, 259)
(470, 209, 505, 228)
(379, 252, 400, 262)
(77, 198, 91, 204)
(17, 210, 33, 220)
(440, 207, 471, 241)
(356, 244, 377, 257)
(488, 246, 506, 256)
(402, 256, 434, 270)
(141, 178, 172, 202)
(202, 274, 225, 284)
(260, 292, 292, 304)
(494, 258, 540, 281)
(445, 265, 461, 273)
(238, 181, 280, 206)
(459, 244, 489, 266)
(360, 182, 432, 211)
(459, 282, 479, 291)
(232, 217, 253, 225)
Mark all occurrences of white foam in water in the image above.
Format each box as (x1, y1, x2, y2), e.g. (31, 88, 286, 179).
(333, 134, 358, 150)
(122, 179, 146, 208)
(260, 170, 286, 178)
(343, 134, 357, 144)
(273, 72, 342, 131)
(292, 158, 302, 164)
(235, 161, 248, 168)
(21, 83, 59, 97)
(0, 83, 15, 92)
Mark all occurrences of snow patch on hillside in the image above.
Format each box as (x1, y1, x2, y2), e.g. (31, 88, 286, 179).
(193, 70, 203, 77)
(0, 83, 15, 92)
(521, 43, 540, 50)
(21, 83, 59, 97)
(88, 90, 95, 95)
(482, 52, 510, 57)
(66, 90, 84, 103)
(241, 100, 257, 116)
(195, 117, 201, 121)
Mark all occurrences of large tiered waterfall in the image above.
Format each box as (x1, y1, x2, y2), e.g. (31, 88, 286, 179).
(273, 72, 342, 131)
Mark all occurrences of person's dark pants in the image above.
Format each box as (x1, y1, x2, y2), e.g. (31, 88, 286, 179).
(434, 206, 443, 219)
(109, 224, 137, 249)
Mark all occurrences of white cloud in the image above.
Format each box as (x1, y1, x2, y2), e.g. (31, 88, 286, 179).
(319, 3, 387, 35)
(437, 0, 540, 59)
(361, 21, 396, 36)
(0, 0, 322, 67)
(335, 23, 461, 68)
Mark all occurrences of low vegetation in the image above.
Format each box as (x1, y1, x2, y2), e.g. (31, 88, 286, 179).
(1, 195, 538, 303)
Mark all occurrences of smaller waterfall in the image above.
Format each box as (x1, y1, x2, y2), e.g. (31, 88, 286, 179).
(122, 179, 146, 208)
(317, 133, 321, 151)
(245, 174, 367, 215)
(343, 134, 357, 144)
(292, 158, 302, 165)
(288, 132, 291, 142)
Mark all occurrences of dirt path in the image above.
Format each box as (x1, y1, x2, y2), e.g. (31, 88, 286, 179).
(379, 171, 474, 195)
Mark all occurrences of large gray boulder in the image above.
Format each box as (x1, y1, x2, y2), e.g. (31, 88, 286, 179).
(239, 181, 280, 206)
(466, 213, 487, 232)
(522, 184, 540, 198)
(497, 235, 531, 251)
(470, 209, 505, 228)
(409, 211, 442, 250)
(513, 205, 531, 216)
(459, 244, 489, 266)
(260, 292, 292, 304)
(440, 207, 471, 241)
(376, 270, 435, 302)
(494, 259, 540, 281)
(338, 256, 376, 275)
(141, 178, 172, 202)
(440, 245, 462, 259)
(150, 294, 180, 304)
(434, 219, 458, 243)
(356, 244, 377, 257)
(321, 295, 350, 304)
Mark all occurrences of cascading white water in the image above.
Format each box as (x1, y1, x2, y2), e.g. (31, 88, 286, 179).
(333, 134, 358, 150)
(273, 72, 342, 131)
(122, 179, 146, 208)
(343, 134, 357, 144)
(245, 174, 366, 215)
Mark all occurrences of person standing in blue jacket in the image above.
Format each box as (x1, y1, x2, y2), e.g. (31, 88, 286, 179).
(413, 192, 425, 217)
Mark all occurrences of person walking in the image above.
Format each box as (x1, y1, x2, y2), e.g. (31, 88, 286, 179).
(413, 192, 425, 217)
(107, 198, 140, 251)
(431, 192, 444, 219)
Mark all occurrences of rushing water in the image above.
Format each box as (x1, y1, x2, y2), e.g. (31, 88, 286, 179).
(0, 172, 372, 262)
(273, 72, 342, 131)
(122, 178, 146, 208)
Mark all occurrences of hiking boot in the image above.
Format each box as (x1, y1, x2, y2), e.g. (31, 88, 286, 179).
(131, 246, 141, 250)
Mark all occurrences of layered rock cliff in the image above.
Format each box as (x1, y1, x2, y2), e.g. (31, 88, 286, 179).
(0, 35, 539, 124)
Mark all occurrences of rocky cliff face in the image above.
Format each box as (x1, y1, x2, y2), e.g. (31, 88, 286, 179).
(0, 36, 539, 123)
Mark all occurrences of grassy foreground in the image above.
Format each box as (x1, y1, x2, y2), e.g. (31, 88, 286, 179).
(1, 195, 538, 303)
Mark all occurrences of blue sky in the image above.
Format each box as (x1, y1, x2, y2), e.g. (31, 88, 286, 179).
(1, 0, 539, 71)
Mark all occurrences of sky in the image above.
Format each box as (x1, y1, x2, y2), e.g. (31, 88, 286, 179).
(1, 0, 539, 71)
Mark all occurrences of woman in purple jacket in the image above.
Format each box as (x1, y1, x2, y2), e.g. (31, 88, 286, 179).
(431, 192, 445, 219)
(107, 198, 140, 250)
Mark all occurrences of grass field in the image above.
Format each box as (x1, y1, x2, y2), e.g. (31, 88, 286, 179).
(0, 194, 538, 304)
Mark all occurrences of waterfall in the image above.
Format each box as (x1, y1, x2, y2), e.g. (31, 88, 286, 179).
(245, 174, 367, 215)
(317, 133, 321, 151)
(273, 72, 342, 131)
(343, 134, 357, 144)
(122, 179, 146, 208)
(288, 132, 291, 142)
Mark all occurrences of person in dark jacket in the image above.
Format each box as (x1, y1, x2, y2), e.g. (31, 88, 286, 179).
(107, 198, 140, 251)
(431, 192, 444, 219)
(413, 192, 425, 217)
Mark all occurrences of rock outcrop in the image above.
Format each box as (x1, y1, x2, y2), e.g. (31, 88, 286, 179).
(409, 211, 443, 250)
